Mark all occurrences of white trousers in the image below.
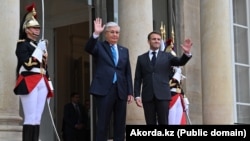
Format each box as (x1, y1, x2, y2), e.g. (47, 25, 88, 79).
(20, 78, 48, 125)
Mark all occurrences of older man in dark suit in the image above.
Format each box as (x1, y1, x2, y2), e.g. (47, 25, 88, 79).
(85, 18, 133, 141)
(134, 31, 193, 125)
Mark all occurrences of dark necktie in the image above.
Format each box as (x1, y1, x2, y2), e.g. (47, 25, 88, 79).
(75, 104, 81, 122)
(111, 46, 117, 83)
(151, 52, 156, 65)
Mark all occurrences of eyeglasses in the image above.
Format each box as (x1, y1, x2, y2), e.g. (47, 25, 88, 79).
(106, 31, 120, 34)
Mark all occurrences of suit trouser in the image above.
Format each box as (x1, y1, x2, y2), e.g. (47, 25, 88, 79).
(143, 96, 170, 125)
(63, 128, 85, 141)
(94, 83, 127, 141)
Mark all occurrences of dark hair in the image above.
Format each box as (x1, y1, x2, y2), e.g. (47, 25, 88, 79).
(70, 92, 79, 98)
(147, 31, 161, 40)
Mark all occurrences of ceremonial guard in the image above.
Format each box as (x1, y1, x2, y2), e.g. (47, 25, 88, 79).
(165, 38, 190, 125)
(13, 3, 53, 141)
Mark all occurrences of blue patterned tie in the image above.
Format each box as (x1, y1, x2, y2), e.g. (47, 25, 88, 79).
(111, 46, 118, 65)
(111, 46, 117, 83)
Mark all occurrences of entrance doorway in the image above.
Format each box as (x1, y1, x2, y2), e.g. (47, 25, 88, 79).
(54, 22, 91, 140)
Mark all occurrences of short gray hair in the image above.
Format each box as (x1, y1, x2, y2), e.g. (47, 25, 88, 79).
(104, 22, 120, 32)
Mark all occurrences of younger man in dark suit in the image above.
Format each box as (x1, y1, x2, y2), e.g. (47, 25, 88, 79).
(134, 31, 193, 125)
(62, 92, 88, 141)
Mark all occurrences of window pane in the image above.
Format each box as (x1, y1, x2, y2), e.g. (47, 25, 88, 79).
(237, 105, 250, 124)
(235, 65, 250, 103)
(234, 26, 249, 64)
(233, 0, 247, 26)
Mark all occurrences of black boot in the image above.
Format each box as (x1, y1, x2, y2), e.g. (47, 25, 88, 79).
(22, 125, 34, 141)
(33, 125, 40, 141)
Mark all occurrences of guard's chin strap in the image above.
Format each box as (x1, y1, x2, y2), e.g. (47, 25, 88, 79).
(47, 99, 61, 141)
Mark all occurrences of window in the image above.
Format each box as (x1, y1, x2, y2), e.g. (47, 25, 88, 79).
(153, 0, 180, 53)
(232, 0, 250, 124)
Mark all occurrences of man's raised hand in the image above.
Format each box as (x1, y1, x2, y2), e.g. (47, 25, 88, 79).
(94, 18, 105, 35)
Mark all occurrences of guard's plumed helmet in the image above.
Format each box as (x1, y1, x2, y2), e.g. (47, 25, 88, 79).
(22, 3, 40, 30)
(165, 38, 176, 56)
(19, 3, 40, 39)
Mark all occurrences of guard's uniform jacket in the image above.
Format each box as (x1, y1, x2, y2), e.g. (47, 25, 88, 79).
(14, 38, 53, 97)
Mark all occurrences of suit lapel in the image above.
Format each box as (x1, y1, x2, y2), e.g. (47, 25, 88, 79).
(103, 41, 115, 65)
(144, 51, 152, 67)
(155, 51, 164, 66)
(117, 46, 123, 66)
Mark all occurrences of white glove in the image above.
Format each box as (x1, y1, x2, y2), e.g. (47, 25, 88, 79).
(173, 67, 182, 83)
(173, 66, 182, 74)
(160, 39, 166, 51)
(37, 40, 47, 51)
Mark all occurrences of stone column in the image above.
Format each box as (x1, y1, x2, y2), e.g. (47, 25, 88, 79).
(201, 0, 234, 124)
(0, 0, 23, 140)
(180, 0, 203, 124)
(118, 0, 153, 124)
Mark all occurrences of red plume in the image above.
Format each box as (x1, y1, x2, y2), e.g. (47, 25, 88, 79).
(25, 3, 37, 18)
(166, 38, 173, 46)
(25, 3, 35, 12)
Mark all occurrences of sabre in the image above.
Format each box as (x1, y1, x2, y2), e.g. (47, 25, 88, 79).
(41, 0, 45, 40)
(183, 97, 192, 125)
(40, 0, 61, 140)
(41, 0, 48, 53)
(186, 112, 192, 125)
(47, 99, 61, 141)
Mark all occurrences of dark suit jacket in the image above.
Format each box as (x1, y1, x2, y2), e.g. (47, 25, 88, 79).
(62, 103, 88, 140)
(85, 36, 133, 100)
(134, 51, 191, 102)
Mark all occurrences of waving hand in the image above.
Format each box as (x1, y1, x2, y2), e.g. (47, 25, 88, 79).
(93, 18, 105, 36)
